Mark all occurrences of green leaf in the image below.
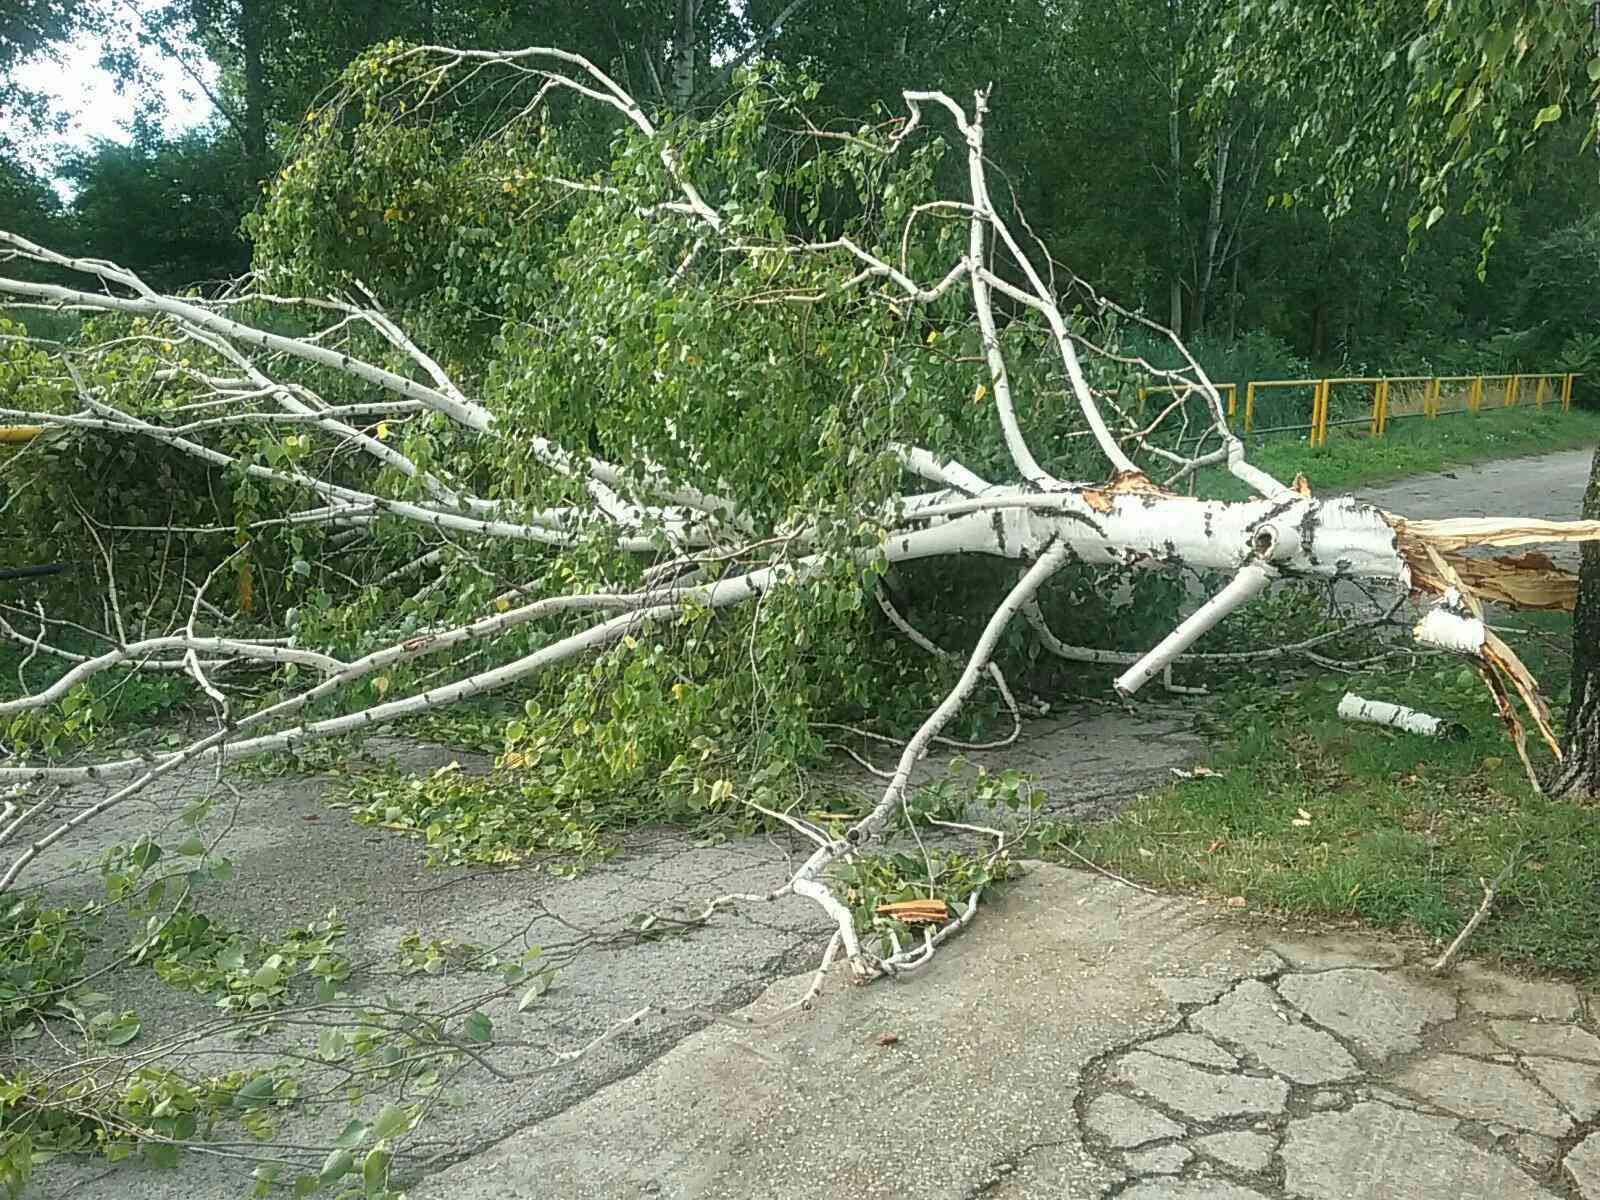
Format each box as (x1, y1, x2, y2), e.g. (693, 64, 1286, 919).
(233, 1074, 277, 1110)
(370, 1102, 410, 1140)
(1425, 205, 1446, 229)
(1589, 57, 1600, 83)
(320, 1147, 355, 1183)
(516, 971, 554, 1012)
(1532, 103, 1561, 130)
(463, 1011, 492, 1043)
(362, 1146, 392, 1192)
(102, 1016, 141, 1046)
(176, 835, 206, 857)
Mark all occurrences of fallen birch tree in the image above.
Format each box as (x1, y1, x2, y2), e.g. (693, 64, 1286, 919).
(1, 44, 1597, 990)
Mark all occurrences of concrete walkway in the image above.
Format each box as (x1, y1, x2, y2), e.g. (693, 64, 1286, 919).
(418, 865, 1600, 1200)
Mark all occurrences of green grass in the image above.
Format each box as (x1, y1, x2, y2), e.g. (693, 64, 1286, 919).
(1194, 405, 1600, 500)
(1066, 631, 1600, 977)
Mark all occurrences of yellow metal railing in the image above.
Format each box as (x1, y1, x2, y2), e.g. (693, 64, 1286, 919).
(1138, 371, 1579, 448)
(1242, 379, 1318, 435)
(0, 426, 43, 445)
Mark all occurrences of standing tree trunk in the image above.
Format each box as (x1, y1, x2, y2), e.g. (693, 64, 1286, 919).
(1555, 444, 1600, 798)
(239, 0, 271, 192)
(1193, 124, 1232, 334)
(1166, 89, 1184, 337)
(669, 0, 700, 109)
(1164, 0, 1184, 337)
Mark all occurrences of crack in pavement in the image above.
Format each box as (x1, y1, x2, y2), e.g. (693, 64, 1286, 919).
(1074, 952, 1600, 1198)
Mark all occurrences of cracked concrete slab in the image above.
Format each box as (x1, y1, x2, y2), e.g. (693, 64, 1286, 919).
(1115, 1050, 1290, 1122)
(1394, 1053, 1572, 1137)
(1278, 967, 1457, 1059)
(1142, 1033, 1238, 1070)
(1282, 1103, 1548, 1199)
(1455, 963, 1581, 1021)
(1085, 1094, 1187, 1148)
(1194, 1131, 1274, 1173)
(1525, 1056, 1600, 1122)
(1124, 1143, 1192, 1174)
(1493, 1020, 1600, 1062)
(1566, 1131, 1600, 1197)
(1117, 1182, 1271, 1200)
(1191, 979, 1358, 1084)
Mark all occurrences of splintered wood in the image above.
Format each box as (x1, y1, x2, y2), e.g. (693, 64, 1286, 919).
(1407, 543, 1564, 793)
(874, 899, 949, 925)
(1389, 514, 1598, 611)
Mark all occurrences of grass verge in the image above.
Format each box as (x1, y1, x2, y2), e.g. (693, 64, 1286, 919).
(1195, 405, 1600, 500)
(1065, 615, 1598, 977)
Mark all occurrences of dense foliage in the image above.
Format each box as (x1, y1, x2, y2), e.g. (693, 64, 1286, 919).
(6, 2, 1598, 378)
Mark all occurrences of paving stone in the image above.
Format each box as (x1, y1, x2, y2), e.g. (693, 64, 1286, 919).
(1195, 1131, 1274, 1173)
(1514, 1133, 1559, 1172)
(1125, 1144, 1192, 1175)
(1444, 1025, 1506, 1056)
(1282, 1102, 1548, 1199)
(1191, 980, 1358, 1084)
(1267, 935, 1404, 970)
(1307, 1090, 1344, 1110)
(1277, 968, 1456, 1059)
(1144, 1033, 1238, 1069)
(1157, 977, 1230, 1006)
(1242, 951, 1287, 978)
(1084, 1094, 1186, 1148)
(1567, 1131, 1600, 1198)
(1455, 962, 1580, 1020)
(1394, 1053, 1571, 1137)
(1116, 1051, 1289, 1123)
(1366, 1087, 1422, 1110)
(1118, 1183, 1272, 1200)
(1525, 1056, 1600, 1121)
(1492, 1020, 1600, 1063)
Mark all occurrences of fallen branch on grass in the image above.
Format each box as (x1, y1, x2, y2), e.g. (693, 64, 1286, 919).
(1337, 693, 1464, 739)
(1432, 849, 1523, 973)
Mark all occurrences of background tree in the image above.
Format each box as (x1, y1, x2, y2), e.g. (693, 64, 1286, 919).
(63, 127, 251, 288)
(1208, 0, 1600, 792)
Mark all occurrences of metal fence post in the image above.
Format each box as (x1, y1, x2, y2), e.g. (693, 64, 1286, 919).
(1243, 382, 1255, 432)
(1470, 376, 1482, 411)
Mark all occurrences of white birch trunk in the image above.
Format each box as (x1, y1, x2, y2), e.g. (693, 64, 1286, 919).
(1337, 694, 1455, 738)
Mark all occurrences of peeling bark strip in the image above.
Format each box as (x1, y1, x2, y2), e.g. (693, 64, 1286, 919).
(4, 53, 1600, 981)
